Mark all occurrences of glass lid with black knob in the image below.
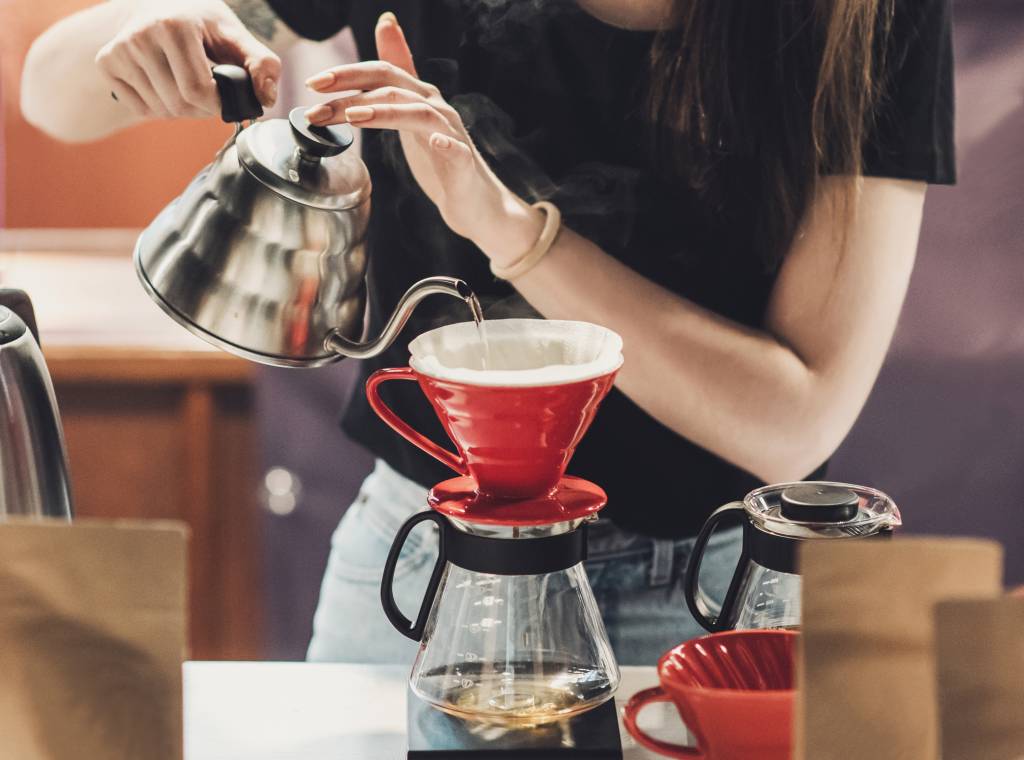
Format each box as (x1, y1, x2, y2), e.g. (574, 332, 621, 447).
(745, 481, 901, 539)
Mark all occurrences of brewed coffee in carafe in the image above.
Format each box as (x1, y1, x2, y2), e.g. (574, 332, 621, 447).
(404, 519, 618, 727)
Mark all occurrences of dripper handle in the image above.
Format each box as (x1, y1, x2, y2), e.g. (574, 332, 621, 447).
(365, 368, 469, 476)
(685, 501, 748, 632)
(381, 510, 448, 641)
(623, 687, 704, 758)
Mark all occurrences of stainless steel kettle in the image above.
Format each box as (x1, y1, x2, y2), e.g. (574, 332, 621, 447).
(0, 289, 73, 519)
(134, 65, 478, 368)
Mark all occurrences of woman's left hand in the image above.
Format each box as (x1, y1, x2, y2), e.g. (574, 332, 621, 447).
(304, 12, 541, 266)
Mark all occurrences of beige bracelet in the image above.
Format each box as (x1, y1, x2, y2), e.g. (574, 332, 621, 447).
(490, 201, 562, 281)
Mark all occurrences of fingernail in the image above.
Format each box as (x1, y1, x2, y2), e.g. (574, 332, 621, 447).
(431, 134, 452, 149)
(377, 11, 398, 29)
(345, 106, 375, 123)
(264, 78, 278, 106)
(305, 103, 333, 124)
(305, 71, 335, 90)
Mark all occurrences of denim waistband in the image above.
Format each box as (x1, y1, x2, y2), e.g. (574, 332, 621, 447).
(587, 518, 741, 587)
(586, 519, 683, 586)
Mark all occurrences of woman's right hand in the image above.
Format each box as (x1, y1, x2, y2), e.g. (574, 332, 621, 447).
(94, 0, 280, 120)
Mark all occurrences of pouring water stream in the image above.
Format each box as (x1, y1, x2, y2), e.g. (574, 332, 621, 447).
(467, 293, 492, 371)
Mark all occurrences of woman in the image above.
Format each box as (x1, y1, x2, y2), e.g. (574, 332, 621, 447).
(22, 0, 954, 664)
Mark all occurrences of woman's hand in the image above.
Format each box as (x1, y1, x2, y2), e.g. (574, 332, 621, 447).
(304, 13, 543, 267)
(94, 0, 280, 120)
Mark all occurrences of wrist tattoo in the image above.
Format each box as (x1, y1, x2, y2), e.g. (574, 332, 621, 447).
(225, 0, 289, 45)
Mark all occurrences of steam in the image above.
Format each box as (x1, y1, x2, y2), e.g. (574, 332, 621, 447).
(378, 0, 660, 326)
(449, 0, 577, 53)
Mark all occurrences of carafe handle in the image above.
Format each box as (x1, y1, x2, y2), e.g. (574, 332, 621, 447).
(381, 510, 449, 641)
(685, 501, 748, 632)
(623, 687, 705, 758)
(365, 368, 469, 476)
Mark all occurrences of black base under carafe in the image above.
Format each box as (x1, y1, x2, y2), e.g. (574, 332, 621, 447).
(407, 689, 622, 758)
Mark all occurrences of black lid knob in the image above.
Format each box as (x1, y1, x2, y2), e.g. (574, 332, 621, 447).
(213, 64, 263, 123)
(0, 289, 37, 344)
(0, 307, 26, 346)
(780, 484, 860, 523)
(288, 107, 354, 159)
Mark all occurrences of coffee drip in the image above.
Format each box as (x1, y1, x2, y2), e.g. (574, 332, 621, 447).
(369, 319, 624, 726)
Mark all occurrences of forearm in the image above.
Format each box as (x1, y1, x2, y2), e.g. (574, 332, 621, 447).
(21, 3, 135, 142)
(472, 179, 922, 483)
(509, 227, 826, 482)
(21, 0, 293, 143)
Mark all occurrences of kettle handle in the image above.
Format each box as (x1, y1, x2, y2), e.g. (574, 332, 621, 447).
(381, 510, 449, 641)
(211, 64, 263, 123)
(685, 501, 748, 632)
(109, 64, 262, 123)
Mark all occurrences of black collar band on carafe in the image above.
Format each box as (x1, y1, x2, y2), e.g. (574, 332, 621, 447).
(381, 510, 590, 641)
(444, 520, 588, 575)
(748, 525, 895, 575)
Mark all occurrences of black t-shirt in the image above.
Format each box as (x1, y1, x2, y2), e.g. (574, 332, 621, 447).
(267, 0, 956, 538)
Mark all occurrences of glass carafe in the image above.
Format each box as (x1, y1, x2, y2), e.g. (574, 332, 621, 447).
(381, 512, 619, 726)
(686, 482, 902, 631)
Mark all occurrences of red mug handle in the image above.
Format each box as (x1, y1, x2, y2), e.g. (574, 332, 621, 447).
(623, 687, 704, 759)
(365, 367, 468, 476)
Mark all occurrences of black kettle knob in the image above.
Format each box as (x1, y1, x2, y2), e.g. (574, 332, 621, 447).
(0, 289, 38, 344)
(780, 484, 860, 523)
(288, 107, 354, 159)
(212, 64, 263, 123)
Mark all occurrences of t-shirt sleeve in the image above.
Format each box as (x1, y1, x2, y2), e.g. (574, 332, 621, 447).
(265, 0, 352, 42)
(863, 0, 957, 184)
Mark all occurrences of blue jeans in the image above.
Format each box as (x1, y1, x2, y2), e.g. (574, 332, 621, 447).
(308, 460, 742, 666)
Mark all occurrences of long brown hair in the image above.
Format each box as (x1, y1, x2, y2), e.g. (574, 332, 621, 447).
(648, 0, 894, 269)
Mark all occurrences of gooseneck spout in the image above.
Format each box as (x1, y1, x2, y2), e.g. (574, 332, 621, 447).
(324, 277, 481, 360)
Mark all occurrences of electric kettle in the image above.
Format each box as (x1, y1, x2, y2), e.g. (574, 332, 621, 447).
(685, 482, 901, 631)
(0, 289, 73, 519)
(134, 65, 478, 368)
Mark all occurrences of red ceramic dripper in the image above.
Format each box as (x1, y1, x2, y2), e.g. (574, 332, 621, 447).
(623, 630, 797, 760)
(366, 319, 622, 501)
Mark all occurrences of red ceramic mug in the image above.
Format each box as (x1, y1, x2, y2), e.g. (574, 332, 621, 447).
(623, 629, 797, 760)
(366, 367, 617, 499)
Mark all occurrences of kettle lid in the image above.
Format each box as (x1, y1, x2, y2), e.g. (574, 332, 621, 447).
(743, 481, 901, 540)
(0, 307, 29, 345)
(235, 107, 370, 211)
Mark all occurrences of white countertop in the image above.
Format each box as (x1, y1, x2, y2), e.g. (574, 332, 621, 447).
(184, 662, 689, 759)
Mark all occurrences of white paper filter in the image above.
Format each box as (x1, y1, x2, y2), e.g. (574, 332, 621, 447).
(409, 319, 623, 387)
